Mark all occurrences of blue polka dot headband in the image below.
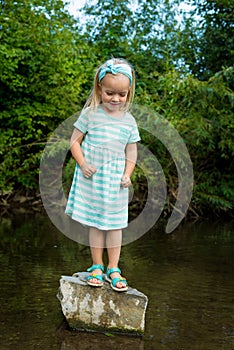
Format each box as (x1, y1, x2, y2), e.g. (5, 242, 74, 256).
(98, 59, 133, 86)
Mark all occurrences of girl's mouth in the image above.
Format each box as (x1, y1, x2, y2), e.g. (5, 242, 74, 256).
(109, 102, 121, 107)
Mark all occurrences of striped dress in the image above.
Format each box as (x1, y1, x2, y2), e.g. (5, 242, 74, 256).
(65, 106, 140, 230)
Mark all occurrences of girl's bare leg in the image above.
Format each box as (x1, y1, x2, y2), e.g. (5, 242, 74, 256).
(88, 227, 105, 284)
(106, 229, 127, 289)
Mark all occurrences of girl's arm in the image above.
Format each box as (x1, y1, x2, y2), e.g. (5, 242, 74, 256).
(70, 128, 85, 166)
(121, 142, 137, 188)
(70, 128, 96, 178)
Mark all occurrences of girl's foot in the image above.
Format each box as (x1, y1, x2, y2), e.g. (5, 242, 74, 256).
(86, 264, 104, 287)
(106, 267, 128, 292)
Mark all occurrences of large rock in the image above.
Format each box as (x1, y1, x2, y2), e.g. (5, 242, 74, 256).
(57, 272, 148, 335)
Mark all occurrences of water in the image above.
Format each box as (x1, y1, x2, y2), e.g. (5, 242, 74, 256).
(0, 213, 233, 349)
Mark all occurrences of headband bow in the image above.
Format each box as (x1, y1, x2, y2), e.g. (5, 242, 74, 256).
(99, 60, 132, 86)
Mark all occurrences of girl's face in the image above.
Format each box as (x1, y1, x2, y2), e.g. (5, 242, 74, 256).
(98, 73, 130, 115)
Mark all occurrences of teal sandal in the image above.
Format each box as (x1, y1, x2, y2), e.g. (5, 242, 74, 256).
(106, 267, 128, 292)
(86, 264, 104, 287)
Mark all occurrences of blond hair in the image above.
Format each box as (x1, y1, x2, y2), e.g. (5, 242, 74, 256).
(83, 58, 135, 112)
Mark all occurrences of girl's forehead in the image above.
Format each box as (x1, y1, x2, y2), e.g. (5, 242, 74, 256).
(100, 73, 130, 90)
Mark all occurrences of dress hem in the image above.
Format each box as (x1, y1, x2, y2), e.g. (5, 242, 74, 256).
(66, 213, 128, 231)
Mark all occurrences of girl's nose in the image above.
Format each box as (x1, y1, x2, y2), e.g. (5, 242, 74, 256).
(111, 94, 119, 101)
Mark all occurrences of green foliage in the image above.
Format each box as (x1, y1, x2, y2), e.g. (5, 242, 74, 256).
(181, 0, 234, 80)
(133, 67, 234, 215)
(0, 0, 92, 192)
(79, 0, 182, 72)
(0, 0, 233, 217)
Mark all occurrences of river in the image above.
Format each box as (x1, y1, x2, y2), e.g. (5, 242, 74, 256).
(0, 213, 233, 349)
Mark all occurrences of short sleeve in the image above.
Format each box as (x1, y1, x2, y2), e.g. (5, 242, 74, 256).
(128, 119, 141, 144)
(73, 110, 89, 133)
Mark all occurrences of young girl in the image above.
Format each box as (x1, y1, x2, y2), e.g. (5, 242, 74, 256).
(65, 58, 140, 292)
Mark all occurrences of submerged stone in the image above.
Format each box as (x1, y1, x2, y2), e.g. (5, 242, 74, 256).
(57, 272, 148, 335)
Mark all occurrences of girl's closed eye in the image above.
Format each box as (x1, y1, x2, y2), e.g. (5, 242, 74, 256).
(106, 91, 127, 97)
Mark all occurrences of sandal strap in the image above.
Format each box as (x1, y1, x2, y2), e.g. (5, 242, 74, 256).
(86, 274, 104, 282)
(106, 267, 121, 277)
(87, 264, 104, 273)
(111, 277, 128, 288)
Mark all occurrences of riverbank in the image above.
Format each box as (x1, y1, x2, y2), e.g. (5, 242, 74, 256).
(0, 190, 43, 215)
(0, 188, 233, 222)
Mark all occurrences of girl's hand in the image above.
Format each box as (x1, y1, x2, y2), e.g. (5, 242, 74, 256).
(80, 161, 97, 178)
(121, 175, 131, 188)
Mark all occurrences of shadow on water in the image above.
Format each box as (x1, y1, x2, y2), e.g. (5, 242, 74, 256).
(0, 213, 233, 349)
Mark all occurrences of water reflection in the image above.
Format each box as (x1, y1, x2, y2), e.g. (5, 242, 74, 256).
(57, 320, 144, 350)
(0, 213, 233, 349)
